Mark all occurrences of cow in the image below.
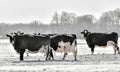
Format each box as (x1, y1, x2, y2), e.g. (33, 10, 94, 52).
(81, 30, 120, 55)
(49, 34, 77, 61)
(6, 34, 51, 61)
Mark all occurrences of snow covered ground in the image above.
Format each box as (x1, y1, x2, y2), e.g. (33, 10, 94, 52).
(0, 64, 120, 72)
(0, 39, 120, 72)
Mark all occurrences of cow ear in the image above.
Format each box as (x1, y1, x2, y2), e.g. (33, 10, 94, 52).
(20, 32, 24, 35)
(6, 34, 10, 37)
(38, 33, 40, 35)
(11, 33, 13, 35)
(81, 32, 84, 34)
(14, 32, 18, 35)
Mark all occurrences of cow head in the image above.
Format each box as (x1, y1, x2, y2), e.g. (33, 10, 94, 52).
(6, 33, 14, 44)
(15, 31, 24, 35)
(6, 32, 22, 44)
(81, 30, 91, 38)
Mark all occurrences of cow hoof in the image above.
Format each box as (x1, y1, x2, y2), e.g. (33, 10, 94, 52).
(20, 60, 24, 62)
(75, 59, 77, 61)
(52, 58, 54, 61)
(45, 58, 48, 61)
(62, 58, 65, 60)
(91, 53, 94, 55)
(20, 59, 24, 61)
(118, 52, 120, 55)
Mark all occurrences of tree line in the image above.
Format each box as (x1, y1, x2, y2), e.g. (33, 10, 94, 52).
(0, 8, 120, 38)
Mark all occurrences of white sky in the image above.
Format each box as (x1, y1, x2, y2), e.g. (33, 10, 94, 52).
(0, 0, 120, 24)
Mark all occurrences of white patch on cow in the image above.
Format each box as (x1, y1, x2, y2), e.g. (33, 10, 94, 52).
(56, 40, 77, 53)
(96, 41, 115, 48)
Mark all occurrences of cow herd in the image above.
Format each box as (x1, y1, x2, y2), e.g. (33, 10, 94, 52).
(6, 30, 120, 61)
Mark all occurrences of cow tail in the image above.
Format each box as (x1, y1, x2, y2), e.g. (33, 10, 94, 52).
(75, 39, 77, 46)
(71, 39, 77, 47)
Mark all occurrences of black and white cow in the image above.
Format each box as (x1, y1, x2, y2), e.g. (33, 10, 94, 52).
(6, 34, 50, 61)
(81, 30, 120, 55)
(49, 34, 77, 60)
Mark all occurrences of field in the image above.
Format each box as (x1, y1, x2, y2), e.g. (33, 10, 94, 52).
(0, 39, 120, 72)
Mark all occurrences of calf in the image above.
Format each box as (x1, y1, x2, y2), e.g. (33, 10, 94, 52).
(81, 30, 120, 55)
(49, 34, 77, 60)
(6, 34, 50, 61)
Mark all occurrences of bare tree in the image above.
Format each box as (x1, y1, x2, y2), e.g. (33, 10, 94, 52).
(60, 11, 76, 24)
(50, 12, 60, 24)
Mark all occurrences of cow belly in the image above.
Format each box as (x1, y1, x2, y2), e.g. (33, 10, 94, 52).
(96, 41, 115, 48)
(55, 47, 76, 52)
(55, 41, 76, 53)
(26, 46, 48, 53)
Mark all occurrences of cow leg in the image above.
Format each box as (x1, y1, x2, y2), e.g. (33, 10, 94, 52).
(113, 44, 120, 54)
(45, 52, 49, 61)
(20, 53, 24, 61)
(117, 47, 120, 54)
(73, 48, 77, 61)
(62, 53, 67, 60)
(45, 45, 50, 61)
(45, 49, 50, 61)
(91, 48, 95, 55)
(113, 47, 117, 55)
(45, 47, 54, 61)
(89, 44, 95, 55)
(20, 50, 25, 61)
(48, 49, 54, 60)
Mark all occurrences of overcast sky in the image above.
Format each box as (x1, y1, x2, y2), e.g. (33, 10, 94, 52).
(0, 0, 120, 24)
